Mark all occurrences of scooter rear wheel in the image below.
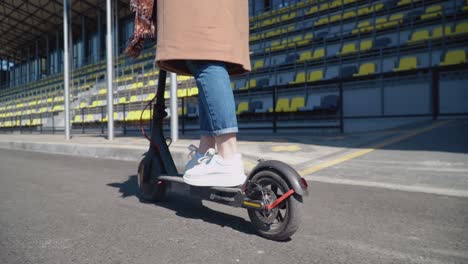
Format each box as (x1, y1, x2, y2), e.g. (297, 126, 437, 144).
(137, 158, 167, 202)
(247, 169, 302, 241)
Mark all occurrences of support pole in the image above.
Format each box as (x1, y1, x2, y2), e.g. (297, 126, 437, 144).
(170, 72, 178, 142)
(63, 0, 71, 140)
(106, 0, 114, 140)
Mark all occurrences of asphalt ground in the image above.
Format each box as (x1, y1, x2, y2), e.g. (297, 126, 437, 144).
(1, 148, 467, 264)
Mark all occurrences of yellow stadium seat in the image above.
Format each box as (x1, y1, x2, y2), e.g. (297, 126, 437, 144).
(397, 0, 422, 6)
(394, 57, 418, 71)
(358, 6, 372, 16)
(354, 63, 376, 76)
(253, 60, 264, 70)
(99, 88, 106, 94)
(118, 97, 128, 104)
(315, 17, 329, 26)
(330, 14, 342, 23)
(236, 102, 249, 115)
(187, 88, 198, 96)
(309, 70, 324, 82)
(74, 115, 82, 123)
(296, 33, 313, 46)
(280, 12, 296, 22)
(339, 43, 357, 55)
(432, 26, 453, 39)
(319, 3, 329, 12)
(375, 17, 388, 30)
(408, 30, 430, 44)
(454, 22, 468, 35)
(343, 11, 356, 20)
(275, 98, 291, 112)
(178, 107, 188, 116)
(352, 21, 372, 34)
(440, 50, 467, 66)
(129, 96, 138, 103)
(421, 5, 442, 20)
(290, 72, 306, 84)
(360, 40, 373, 51)
(177, 89, 188, 97)
(305, 6, 318, 15)
(298, 51, 312, 62)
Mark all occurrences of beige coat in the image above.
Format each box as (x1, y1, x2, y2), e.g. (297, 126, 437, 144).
(155, 0, 251, 76)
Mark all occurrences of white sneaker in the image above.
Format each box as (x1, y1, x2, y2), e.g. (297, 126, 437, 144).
(184, 144, 204, 172)
(183, 148, 247, 187)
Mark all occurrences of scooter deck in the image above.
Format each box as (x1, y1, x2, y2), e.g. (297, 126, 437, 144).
(157, 175, 264, 209)
(158, 175, 243, 193)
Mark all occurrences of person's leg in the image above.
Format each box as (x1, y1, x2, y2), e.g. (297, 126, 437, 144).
(183, 60, 245, 187)
(188, 60, 240, 157)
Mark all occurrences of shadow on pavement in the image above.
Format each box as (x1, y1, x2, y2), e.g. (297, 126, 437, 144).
(107, 175, 258, 237)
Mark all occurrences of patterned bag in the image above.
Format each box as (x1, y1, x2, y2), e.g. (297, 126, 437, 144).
(125, 0, 157, 58)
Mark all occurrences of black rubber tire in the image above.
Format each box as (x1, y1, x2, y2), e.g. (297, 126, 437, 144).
(247, 169, 303, 241)
(137, 158, 167, 202)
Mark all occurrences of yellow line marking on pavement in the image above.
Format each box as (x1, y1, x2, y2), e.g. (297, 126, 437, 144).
(299, 120, 451, 176)
(244, 160, 257, 171)
(271, 145, 302, 152)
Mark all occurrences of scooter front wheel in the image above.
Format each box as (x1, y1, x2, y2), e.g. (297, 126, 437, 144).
(247, 169, 303, 241)
(137, 158, 167, 202)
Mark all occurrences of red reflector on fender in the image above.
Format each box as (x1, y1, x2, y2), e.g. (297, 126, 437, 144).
(300, 178, 308, 188)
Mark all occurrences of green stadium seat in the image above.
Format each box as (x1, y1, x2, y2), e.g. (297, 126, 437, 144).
(236, 102, 249, 115)
(354, 63, 376, 76)
(408, 30, 430, 44)
(394, 57, 418, 71)
(440, 50, 467, 66)
(290, 72, 306, 84)
(421, 5, 442, 20)
(309, 70, 324, 82)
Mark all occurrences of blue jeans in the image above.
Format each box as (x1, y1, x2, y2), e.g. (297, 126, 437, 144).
(185, 60, 239, 136)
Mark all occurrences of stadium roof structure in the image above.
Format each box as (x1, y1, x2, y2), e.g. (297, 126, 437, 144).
(0, 0, 132, 64)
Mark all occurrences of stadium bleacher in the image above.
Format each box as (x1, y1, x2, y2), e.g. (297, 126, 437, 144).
(1, 0, 468, 131)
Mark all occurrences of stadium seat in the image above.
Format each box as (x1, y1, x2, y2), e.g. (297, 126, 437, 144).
(99, 88, 106, 94)
(290, 72, 306, 84)
(397, 0, 422, 6)
(338, 43, 357, 55)
(312, 48, 325, 60)
(177, 89, 188, 97)
(298, 51, 312, 62)
(394, 57, 418, 71)
(352, 21, 372, 34)
(309, 70, 324, 82)
(408, 30, 430, 44)
(239, 79, 257, 90)
(454, 22, 468, 35)
(236, 102, 249, 115)
(280, 12, 296, 22)
(305, 5, 318, 15)
(421, 5, 442, 20)
(129, 96, 138, 103)
(74, 115, 82, 123)
(290, 97, 305, 112)
(275, 98, 291, 112)
(383, 13, 404, 28)
(360, 40, 373, 51)
(432, 26, 453, 39)
(440, 50, 467, 66)
(354, 63, 376, 77)
(231, 82, 236, 90)
(118, 97, 128, 104)
(253, 60, 264, 70)
(296, 33, 313, 46)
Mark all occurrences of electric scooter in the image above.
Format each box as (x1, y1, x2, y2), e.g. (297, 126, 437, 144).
(137, 70, 308, 241)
